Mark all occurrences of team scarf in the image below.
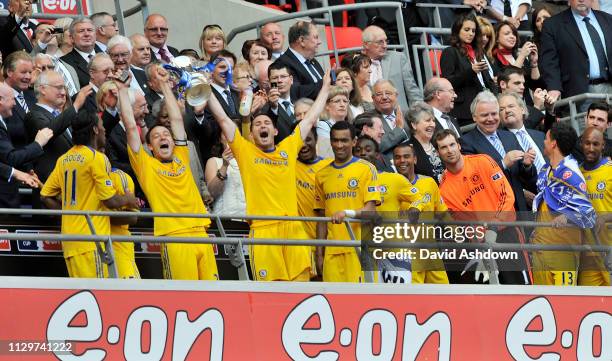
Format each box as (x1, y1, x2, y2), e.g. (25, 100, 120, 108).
(533, 155, 596, 228)
(493, 47, 514, 66)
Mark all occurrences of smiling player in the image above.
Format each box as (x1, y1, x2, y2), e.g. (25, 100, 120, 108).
(207, 69, 332, 281)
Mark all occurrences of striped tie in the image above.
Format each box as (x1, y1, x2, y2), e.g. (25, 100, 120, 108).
(16, 93, 29, 113)
(516, 129, 546, 171)
(489, 134, 506, 159)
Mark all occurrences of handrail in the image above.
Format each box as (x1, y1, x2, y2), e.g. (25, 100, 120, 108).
(553, 93, 612, 132)
(225, 2, 408, 66)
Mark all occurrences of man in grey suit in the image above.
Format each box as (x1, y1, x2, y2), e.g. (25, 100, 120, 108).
(33, 53, 80, 98)
(373, 80, 411, 163)
(362, 25, 422, 112)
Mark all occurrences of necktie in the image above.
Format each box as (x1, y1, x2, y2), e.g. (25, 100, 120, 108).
(304, 59, 321, 82)
(51, 109, 60, 117)
(16, 93, 29, 113)
(87, 53, 93, 63)
(224, 89, 237, 116)
(158, 48, 171, 64)
(503, 0, 512, 17)
(489, 134, 506, 159)
(583, 17, 609, 80)
(441, 113, 460, 137)
(516, 129, 545, 171)
(370, 59, 383, 86)
(0, 117, 6, 130)
(386, 114, 396, 129)
(282, 100, 293, 118)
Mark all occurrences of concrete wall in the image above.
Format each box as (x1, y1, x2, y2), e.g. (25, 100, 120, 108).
(90, 0, 329, 67)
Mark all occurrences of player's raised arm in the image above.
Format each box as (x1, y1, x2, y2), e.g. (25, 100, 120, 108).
(299, 69, 332, 141)
(206, 93, 238, 142)
(157, 67, 186, 141)
(119, 88, 142, 154)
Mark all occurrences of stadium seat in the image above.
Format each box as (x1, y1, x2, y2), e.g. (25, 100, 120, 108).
(325, 26, 362, 66)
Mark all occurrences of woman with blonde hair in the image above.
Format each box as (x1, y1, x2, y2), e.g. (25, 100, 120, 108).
(96, 80, 119, 112)
(477, 16, 496, 62)
(316, 86, 350, 157)
(334, 67, 374, 121)
(52, 17, 74, 57)
(199, 24, 226, 61)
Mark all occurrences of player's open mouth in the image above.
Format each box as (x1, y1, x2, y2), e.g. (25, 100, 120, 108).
(160, 143, 169, 150)
(259, 131, 269, 139)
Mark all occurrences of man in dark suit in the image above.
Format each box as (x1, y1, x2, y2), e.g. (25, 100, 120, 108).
(499, 92, 547, 174)
(25, 71, 92, 183)
(497, 66, 555, 130)
(0, 82, 52, 208)
(60, 17, 103, 88)
(208, 50, 240, 119)
(144, 14, 179, 64)
(262, 62, 299, 143)
(540, 0, 612, 103)
(129, 33, 152, 70)
(424, 77, 461, 137)
(373, 80, 411, 163)
(90, 12, 118, 53)
(0, 0, 36, 60)
(273, 20, 324, 100)
(2, 51, 36, 150)
(460, 91, 538, 213)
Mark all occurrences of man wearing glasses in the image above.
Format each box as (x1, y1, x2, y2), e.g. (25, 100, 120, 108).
(424, 77, 461, 137)
(107, 35, 147, 95)
(361, 25, 422, 112)
(144, 14, 178, 64)
(263, 62, 298, 143)
(60, 17, 103, 88)
(90, 12, 118, 53)
(372, 79, 410, 164)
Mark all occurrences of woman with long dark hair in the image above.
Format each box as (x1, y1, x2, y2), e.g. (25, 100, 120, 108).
(440, 12, 496, 126)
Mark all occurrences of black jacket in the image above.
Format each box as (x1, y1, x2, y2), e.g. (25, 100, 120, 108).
(273, 48, 324, 100)
(0, 14, 34, 60)
(60, 47, 103, 88)
(540, 8, 612, 97)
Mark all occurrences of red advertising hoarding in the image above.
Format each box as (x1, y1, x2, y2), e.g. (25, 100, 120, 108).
(0, 279, 610, 360)
(39, 0, 90, 15)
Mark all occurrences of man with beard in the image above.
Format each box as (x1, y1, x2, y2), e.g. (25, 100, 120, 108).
(393, 143, 450, 284)
(578, 127, 611, 286)
(315, 122, 381, 282)
(207, 69, 332, 281)
(436, 129, 530, 284)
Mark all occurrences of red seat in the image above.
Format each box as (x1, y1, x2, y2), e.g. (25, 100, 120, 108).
(325, 26, 362, 66)
(262, 4, 285, 11)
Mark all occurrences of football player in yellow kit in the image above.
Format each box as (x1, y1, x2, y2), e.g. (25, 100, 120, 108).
(393, 143, 450, 284)
(41, 111, 139, 278)
(578, 127, 611, 286)
(315, 122, 381, 282)
(207, 69, 332, 281)
(120, 67, 218, 280)
(296, 128, 332, 278)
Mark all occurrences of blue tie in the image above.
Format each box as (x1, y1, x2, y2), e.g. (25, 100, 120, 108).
(283, 100, 293, 117)
(583, 17, 609, 79)
(489, 134, 506, 159)
(516, 129, 545, 171)
(17, 93, 29, 113)
(51, 109, 60, 117)
(224, 89, 237, 116)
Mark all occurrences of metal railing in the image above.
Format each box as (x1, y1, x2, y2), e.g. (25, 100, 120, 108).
(1, 208, 610, 285)
(226, 2, 410, 67)
(553, 93, 612, 134)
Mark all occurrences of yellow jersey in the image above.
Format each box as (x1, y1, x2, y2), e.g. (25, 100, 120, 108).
(405, 175, 448, 213)
(41, 145, 116, 257)
(581, 159, 611, 246)
(128, 144, 210, 236)
(229, 127, 303, 227)
(108, 168, 137, 236)
(314, 157, 381, 254)
(377, 171, 421, 213)
(296, 156, 333, 238)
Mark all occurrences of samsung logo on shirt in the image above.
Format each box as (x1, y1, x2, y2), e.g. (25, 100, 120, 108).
(254, 158, 288, 166)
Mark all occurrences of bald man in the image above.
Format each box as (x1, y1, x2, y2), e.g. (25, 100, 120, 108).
(144, 14, 178, 63)
(362, 25, 422, 112)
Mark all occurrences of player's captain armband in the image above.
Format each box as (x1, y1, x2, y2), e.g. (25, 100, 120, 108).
(173, 139, 188, 146)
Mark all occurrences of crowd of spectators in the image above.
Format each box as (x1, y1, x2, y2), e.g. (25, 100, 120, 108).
(0, 0, 610, 285)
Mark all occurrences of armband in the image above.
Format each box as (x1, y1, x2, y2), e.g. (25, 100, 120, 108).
(344, 209, 357, 218)
(173, 139, 187, 146)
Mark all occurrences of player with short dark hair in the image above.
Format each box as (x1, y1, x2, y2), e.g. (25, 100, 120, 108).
(315, 122, 381, 282)
(121, 66, 219, 280)
(207, 68, 332, 281)
(532, 122, 596, 286)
